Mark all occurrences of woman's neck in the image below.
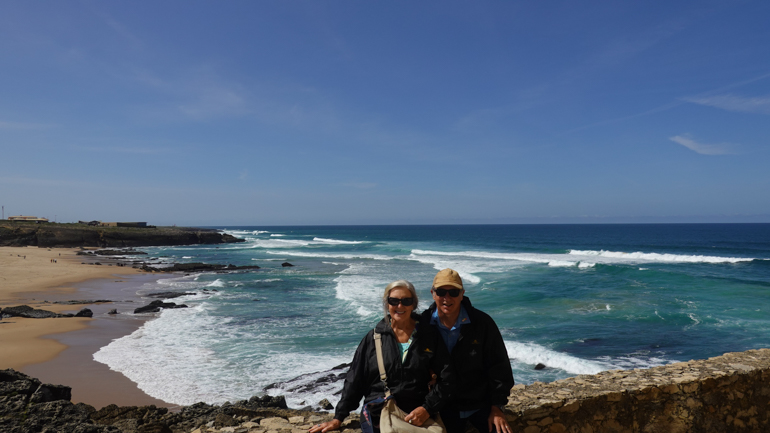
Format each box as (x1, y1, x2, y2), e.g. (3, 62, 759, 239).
(390, 317, 416, 343)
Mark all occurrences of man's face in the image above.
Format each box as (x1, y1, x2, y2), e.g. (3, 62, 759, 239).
(432, 285, 464, 319)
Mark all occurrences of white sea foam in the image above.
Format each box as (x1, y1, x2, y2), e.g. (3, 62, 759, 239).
(504, 341, 611, 375)
(407, 248, 755, 283)
(332, 263, 389, 317)
(266, 250, 395, 261)
(595, 353, 675, 370)
(548, 260, 576, 267)
(313, 237, 364, 245)
(94, 304, 352, 407)
(136, 274, 221, 296)
(208, 279, 226, 288)
(249, 239, 314, 248)
(569, 249, 754, 264)
(245, 237, 367, 249)
(270, 234, 285, 237)
(408, 250, 518, 285)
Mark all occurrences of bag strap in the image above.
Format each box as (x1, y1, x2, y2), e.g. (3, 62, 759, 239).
(373, 332, 391, 398)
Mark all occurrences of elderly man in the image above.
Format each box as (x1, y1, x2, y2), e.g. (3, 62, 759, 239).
(420, 268, 514, 433)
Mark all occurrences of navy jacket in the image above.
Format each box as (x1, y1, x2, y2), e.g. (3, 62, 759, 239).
(420, 297, 514, 411)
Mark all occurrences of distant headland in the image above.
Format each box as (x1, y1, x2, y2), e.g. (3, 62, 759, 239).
(0, 220, 244, 248)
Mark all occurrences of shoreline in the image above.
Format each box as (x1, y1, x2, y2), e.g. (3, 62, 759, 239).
(0, 246, 175, 409)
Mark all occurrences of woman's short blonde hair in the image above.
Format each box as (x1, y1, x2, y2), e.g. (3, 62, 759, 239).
(382, 280, 418, 317)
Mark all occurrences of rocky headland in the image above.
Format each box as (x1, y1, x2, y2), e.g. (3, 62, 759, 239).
(0, 222, 243, 248)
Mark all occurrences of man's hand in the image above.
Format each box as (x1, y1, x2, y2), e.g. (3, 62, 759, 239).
(308, 419, 341, 433)
(488, 405, 511, 433)
(404, 406, 430, 426)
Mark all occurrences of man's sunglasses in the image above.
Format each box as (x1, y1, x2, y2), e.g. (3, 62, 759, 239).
(433, 288, 462, 297)
(387, 297, 415, 307)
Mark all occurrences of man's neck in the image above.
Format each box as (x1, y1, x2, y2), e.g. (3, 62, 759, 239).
(438, 310, 460, 329)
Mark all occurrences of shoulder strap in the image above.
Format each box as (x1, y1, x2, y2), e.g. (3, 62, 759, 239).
(373, 332, 391, 398)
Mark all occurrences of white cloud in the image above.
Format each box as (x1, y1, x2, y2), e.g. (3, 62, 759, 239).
(669, 135, 735, 155)
(683, 94, 770, 115)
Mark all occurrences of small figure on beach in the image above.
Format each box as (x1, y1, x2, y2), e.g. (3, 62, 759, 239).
(420, 269, 514, 433)
(309, 280, 455, 433)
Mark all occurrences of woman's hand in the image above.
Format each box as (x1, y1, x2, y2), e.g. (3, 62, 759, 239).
(403, 406, 430, 427)
(309, 419, 341, 433)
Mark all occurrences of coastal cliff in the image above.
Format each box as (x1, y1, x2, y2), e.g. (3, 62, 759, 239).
(0, 222, 243, 248)
(2, 349, 769, 432)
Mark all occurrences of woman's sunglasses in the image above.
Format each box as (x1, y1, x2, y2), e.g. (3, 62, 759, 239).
(433, 288, 462, 297)
(387, 297, 415, 307)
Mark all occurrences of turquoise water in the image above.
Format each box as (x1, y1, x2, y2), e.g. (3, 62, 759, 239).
(93, 224, 770, 408)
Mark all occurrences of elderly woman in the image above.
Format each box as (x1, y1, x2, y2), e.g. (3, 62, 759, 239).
(310, 280, 454, 433)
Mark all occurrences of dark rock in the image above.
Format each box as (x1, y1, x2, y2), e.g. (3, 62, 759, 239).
(282, 262, 294, 267)
(30, 383, 72, 403)
(91, 404, 169, 426)
(134, 300, 188, 314)
(85, 249, 148, 256)
(1, 305, 61, 318)
(318, 398, 334, 410)
(137, 422, 173, 433)
(53, 300, 113, 305)
(21, 399, 101, 432)
(247, 395, 288, 409)
(75, 308, 93, 318)
(141, 263, 260, 273)
(214, 413, 239, 427)
(534, 363, 547, 370)
(107, 309, 118, 315)
(0, 368, 299, 433)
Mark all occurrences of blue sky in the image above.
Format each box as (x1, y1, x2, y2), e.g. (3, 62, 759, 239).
(1, 1, 769, 225)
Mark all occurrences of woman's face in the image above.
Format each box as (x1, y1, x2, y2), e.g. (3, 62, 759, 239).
(387, 287, 415, 322)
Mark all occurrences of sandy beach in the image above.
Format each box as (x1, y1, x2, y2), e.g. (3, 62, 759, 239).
(0, 246, 174, 408)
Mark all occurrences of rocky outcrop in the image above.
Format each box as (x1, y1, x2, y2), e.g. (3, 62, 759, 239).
(0, 305, 93, 319)
(78, 249, 148, 256)
(0, 222, 244, 248)
(141, 263, 260, 273)
(0, 369, 99, 433)
(0, 369, 350, 433)
(134, 300, 189, 314)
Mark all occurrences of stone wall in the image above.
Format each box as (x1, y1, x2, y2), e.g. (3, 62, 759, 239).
(504, 348, 770, 433)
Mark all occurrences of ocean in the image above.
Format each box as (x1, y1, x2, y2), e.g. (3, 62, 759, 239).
(93, 224, 770, 409)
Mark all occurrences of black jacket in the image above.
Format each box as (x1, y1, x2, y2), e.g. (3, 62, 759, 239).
(334, 314, 455, 421)
(420, 297, 514, 411)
